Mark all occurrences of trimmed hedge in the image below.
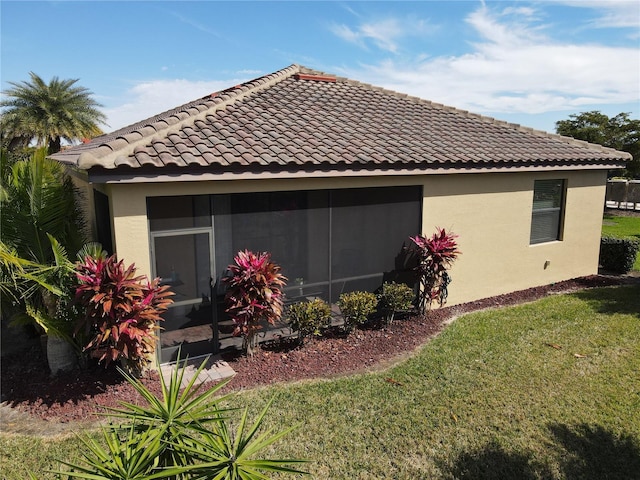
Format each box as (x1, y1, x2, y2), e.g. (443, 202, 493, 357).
(599, 236, 640, 274)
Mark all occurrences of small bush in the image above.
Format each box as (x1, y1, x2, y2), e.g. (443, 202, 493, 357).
(337, 291, 378, 333)
(287, 298, 332, 344)
(409, 228, 461, 314)
(599, 236, 640, 273)
(75, 254, 173, 375)
(224, 250, 287, 357)
(378, 282, 415, 325)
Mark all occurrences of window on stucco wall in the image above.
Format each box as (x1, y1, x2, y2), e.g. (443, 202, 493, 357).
(530, 179, 566, 244)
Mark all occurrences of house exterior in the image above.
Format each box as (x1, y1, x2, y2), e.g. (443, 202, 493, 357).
(51, 64, 630, 363)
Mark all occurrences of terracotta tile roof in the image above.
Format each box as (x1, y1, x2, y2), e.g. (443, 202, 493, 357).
(50, 64, 630, 177)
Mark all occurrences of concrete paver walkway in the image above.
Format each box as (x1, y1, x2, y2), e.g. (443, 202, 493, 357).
(159, 354, 236, 389)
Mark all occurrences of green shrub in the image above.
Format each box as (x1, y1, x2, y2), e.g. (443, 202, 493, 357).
(378, 282, 415, 325)
(337, 291, 378, 333)
(599, 236, 640, 274)
(287, 298, 332, 344)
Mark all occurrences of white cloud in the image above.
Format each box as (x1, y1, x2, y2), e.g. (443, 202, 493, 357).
(101, 5, 638, 134)
(103, 78, 247, 131)
(555, 1, 640, 29)
(330, 16, 434, 53)
(467, 4, 547, 46)
(337, 4, 639, 118)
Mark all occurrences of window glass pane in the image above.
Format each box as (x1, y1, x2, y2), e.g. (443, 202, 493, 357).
(93, 190, 113, 254)
(154, 232, 214, 363)
(154, 233, 211, 301)
(148, 195, 211, 231)
(159, 303, 215, 363)
(530, 179, 564, 244)
(533, 180, 563, 209)
(530, 210, 561, 244)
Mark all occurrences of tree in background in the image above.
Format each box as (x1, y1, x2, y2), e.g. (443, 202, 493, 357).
(555, 111, 639, 178)
(0, 72, 106, 153)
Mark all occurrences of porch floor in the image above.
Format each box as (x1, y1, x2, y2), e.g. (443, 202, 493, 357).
(159, 354, 236, 389)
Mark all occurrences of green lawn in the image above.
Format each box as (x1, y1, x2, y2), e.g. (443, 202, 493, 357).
(2, 285, 639, 479)
(602, 213, 640, 270)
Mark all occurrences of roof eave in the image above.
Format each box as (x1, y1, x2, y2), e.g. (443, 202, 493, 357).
(86, 160, 628, 184)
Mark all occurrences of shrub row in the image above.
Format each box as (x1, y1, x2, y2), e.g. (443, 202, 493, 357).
(599, 236, 640, 274)
(285, 282, 415, 342)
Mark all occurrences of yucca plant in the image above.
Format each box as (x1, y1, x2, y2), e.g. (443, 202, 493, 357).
(75, 254, 174, 375)
(286, 297, 332, 344)
(46, 354, 307, 480)
(55, 424, 186, 480)
(378, 281, 415, 325)
(176, 398, 308, 479)
(409, 228, 461, 314)
(337, 291, 378, 333)
(104, 353, 232, 475)
(224, 250, 287, 357)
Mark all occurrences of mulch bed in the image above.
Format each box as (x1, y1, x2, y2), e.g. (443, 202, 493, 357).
(1, 274, 635, 423)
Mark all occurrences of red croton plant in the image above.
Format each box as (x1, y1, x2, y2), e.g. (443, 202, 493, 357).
(224, 250, 287, 357)
(409, 228, 461, 314)
(74, 254, 173, 375)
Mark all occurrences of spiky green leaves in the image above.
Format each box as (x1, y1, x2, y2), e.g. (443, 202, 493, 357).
(51, 355, 308, 480)
(0, 72, 106, 153)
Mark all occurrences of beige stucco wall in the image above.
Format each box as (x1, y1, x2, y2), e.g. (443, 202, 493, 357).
(104, 169, 607, 307)
(422, 170, 607, 305)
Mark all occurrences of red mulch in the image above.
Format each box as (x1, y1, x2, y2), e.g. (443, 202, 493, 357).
(0, 275, 634, 423)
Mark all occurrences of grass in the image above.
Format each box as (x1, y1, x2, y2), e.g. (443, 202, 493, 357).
(2, 285, 639, 479)
(602, 213, 640, 270)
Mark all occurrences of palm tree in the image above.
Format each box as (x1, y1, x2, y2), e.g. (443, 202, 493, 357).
(1, 147, 90, 372)
(0, 72, 107, 153)
(1, 147, 84, 264)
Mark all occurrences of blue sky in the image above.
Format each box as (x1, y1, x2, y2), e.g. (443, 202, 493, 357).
(2, 0, 639, 134)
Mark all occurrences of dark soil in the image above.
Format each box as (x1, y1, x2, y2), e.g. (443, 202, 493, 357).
(1, 274, 637, 425)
